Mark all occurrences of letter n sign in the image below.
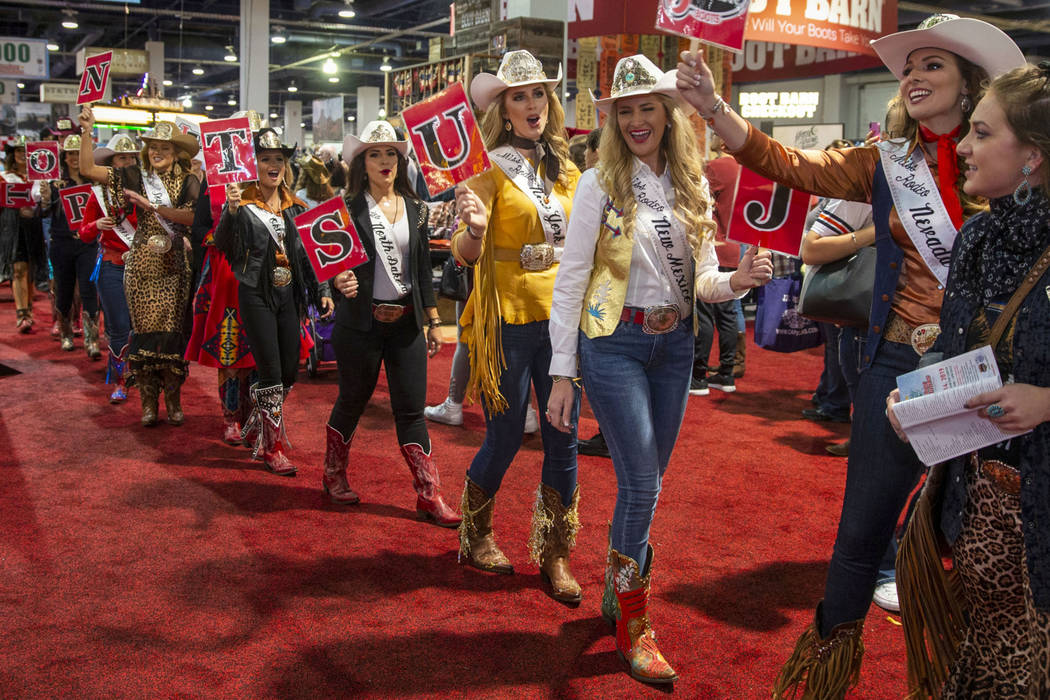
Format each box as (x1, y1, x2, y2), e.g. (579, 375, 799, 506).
(78, 51, 113, 105)
(199, 117, 258, 187)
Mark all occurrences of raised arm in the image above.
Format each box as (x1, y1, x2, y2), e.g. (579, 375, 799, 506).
(77, 106, 109, 184)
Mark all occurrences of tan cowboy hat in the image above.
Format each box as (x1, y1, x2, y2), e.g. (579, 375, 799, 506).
(299, 154, 331, 184)
(469, 50, 562, 112)
(254, 127, 296, 158)
(3, 134, 27, 155)
(342, 120, 408, 165)
(591, 54, 694, 116)
(142, 120, 200, 158)
(870, 14, 1026, 81)
(60, 134, 81, 151)
(94, 134, 140, 165)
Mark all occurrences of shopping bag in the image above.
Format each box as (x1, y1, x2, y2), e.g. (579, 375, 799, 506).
(754, 275, 823, 352)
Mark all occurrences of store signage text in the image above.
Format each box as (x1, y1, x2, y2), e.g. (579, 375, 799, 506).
(0, 38, 49, 80)
(739, 91, 820, 119)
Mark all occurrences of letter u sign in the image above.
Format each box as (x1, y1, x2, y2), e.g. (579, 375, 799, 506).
(409, 104, 472, 171)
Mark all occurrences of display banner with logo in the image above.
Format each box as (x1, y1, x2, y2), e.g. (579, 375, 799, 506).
(26, 141, 60, 181)
(0, 182, 34, 208)
(77, 50, 112, 104)
(744, 0, 897, 57)
(402, 82, 490, 197)
(731, 41, 882, 82)
(199, 117, 257, 187)
(59, 184, 96, 228)
(655, 0, 749, 52)
(727, 167, 811, 256)
(294, 197, 369, 283)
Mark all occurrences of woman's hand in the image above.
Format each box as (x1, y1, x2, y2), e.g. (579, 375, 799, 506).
(319, 296, 335, 319)
(886, 389, 908, 442)
(546, 379, 576, 433)
(78, 105, 95, 133)
(426, 325, 443, 358)
(334, 270, 358, 298)
(729, 247, 774, 291)
(225, 183, 241, 214)
(124, 189, 153, 213)
(675, 49, 718, 112)
(966, 383, 1050, 434)
(454, 184, 487, 236)
(96, 216, 116, 231)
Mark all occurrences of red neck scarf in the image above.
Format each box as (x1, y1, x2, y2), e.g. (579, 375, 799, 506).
(919, 123, 963, 229)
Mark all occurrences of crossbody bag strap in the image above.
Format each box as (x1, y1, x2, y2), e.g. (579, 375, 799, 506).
(988, 243, 1050, 348)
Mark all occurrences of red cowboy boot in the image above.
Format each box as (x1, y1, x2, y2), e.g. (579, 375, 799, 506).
(256, 384, 296, 476)
(609, 545, 677, 685)
(400, 443, 461, 528)
(322, 424, 360, 505)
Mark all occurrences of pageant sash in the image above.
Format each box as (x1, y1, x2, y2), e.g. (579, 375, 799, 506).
(630, 159, 693, 315)
(489, 145, 567, 249)
(364, 193, 409, 297)
(92, 184, 135, 248)
(878, 139, 958, 286)
(243, 203, 287, 251)
(141, 169, 178, 238)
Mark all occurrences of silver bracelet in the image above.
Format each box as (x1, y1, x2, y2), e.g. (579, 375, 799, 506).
(699, 95, 727, 121)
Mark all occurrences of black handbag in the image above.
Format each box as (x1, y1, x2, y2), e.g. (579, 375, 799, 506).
(797, 246, 876, 328)
(438, 254, 470, 302)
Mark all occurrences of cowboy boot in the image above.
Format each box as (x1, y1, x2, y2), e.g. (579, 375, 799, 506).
(83, 313, 102, 360)
(239, 372, 260, 449)
(162, 368, 184, 426)
(400, 443, 461, 528)
(11, 262, 33, 334)
(106, 347, 128, 404)
(138, 371, 160, 427)
(57, 313, 74, 351)
(322, 424, 360, 505)
(256, 383, 296, 476)
(241, 383, 262, 454)
(771, 603, 864, 700)
(458, 477, 513, 574)
(607, 545, 678, 685)
(528, 484, 582, 605)
(218, 373, 242, 444)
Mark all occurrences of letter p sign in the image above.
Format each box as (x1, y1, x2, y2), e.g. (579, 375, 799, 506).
(78, 51, 113, 105)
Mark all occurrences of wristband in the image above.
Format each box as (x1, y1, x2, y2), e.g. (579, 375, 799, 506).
(551, 375, 579, 385)
(466, 226, 483, 240)
(427, 318, 442, 329)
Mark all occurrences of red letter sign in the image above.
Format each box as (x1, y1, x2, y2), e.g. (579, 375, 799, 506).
(78, 51, 113, 105)
(402, 82, 490, 197)
(59, 184, 97, 229)
(0, 182, 35, 208)
(294, 197, 369, 283)
(26, 141, 61, 181)
(727, 167, 811, 257)
(199, 117, 258, 187)
(656, 0, 749, 53)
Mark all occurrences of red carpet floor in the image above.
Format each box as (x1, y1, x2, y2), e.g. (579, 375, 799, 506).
(0, 287, 908, 699)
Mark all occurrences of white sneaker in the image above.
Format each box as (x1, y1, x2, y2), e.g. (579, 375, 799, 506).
(873, 578, 899, 613)
(524, 405, 540, 434)
(424, 398, 463, 426)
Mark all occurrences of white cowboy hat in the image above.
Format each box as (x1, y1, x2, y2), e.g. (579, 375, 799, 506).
(870, 14, 1026, 81)
(94, 134, 140, 165)
(342, 120, 408, 165)
(591, 54, 695, 116)
(469, 50, 562, 112)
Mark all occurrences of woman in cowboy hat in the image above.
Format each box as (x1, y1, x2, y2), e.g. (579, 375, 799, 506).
(214, 128, 333, 477)
(452, 49, 583, 603)
(294, 154, 335, 209)
(678, 14, 1025, 697)
(39, 133, 102, 359)
(1, 135, 47, 333)
(546, 54, 772, 684)
(77, 134, 140, 403)
(318, 120, 460, 526)
(79, 108, 201, 427)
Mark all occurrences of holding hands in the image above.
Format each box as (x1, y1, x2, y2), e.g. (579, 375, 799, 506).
(730, 247, 774, 292)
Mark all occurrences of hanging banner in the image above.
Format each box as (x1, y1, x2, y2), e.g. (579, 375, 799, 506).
(401, 82, 490, 197)
(743, 0, 897, 57)
(294, 196, 369, 284)
(655, 0, 749, 53)
(26, 141, 60, 181)
(727, 167, 810, 257)
(731, 41, 881, 82)
(0, 182, 35, 208)
(59, 184, 97, 228)
(77, 50, 112, 105)
(199, 117, 257, 187)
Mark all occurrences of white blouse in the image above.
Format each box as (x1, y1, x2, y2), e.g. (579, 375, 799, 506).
(371, 207, 413, 301)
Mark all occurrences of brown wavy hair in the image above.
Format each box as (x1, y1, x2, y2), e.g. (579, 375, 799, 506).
(478, 82, 571, 189)
(988, 63, 1050, 199)
(346, 148, 418, 200)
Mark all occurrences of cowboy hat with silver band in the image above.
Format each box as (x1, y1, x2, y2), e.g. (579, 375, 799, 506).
(231, 110, 267, 134)
(94, 134, 140, 165)
(592, 54, 695, 116)
(469, 50, 562, 113)
(342, 120, 409, 165)
(141, 120, 201, 158)
(3, 134, 27, 155)
(60, 134, 82, 152)
(255, 127, 296, 158)
(871, 14, 1026, 81)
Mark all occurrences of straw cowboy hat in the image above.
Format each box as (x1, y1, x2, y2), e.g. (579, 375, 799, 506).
(469, 50, 563, 112)
(94, 134, 140, 165)
(299, 154, 331, 184)
(871, 14, 1026, 81)
(591, 54, 695, 116)
(342, 120, 408, 165)
(230, 110, 267, 133)
(4, 134, 27, 155)
(254, 127, 296, 158)
(141, 120, 200, 158)
(60, 134, 82, 151)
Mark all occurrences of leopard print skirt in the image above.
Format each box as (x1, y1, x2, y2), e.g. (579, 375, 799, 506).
(943, 460, 1050, 699)
(124, 232, 191, 378)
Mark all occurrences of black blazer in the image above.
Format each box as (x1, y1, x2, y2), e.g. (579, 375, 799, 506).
(334, 192, 436, 332)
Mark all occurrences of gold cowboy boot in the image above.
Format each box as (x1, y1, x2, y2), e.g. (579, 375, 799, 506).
(458, 477, 513, 574)
(607, 545, 677, 685)
(527, 484, 582, 605)
(771, 603, 864, 700)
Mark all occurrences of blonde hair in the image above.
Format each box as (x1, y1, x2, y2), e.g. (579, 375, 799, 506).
(478, 83, 572, 188)
(596, 94, 716, 257)
(989, 63, 1050, 199)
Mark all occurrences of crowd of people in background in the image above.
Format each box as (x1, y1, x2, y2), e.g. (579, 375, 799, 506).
(2, 12, 1050, 696)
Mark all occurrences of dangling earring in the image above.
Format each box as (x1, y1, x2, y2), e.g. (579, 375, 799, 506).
(960, 93, 972, 113)
(1014, 164, 1033, 206)
(504, 120, 512, 132)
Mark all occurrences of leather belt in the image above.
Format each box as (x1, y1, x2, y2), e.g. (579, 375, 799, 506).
(620, 305, 680, 335)
(972, 453, 1021, 498)
(372, 302, 413, 323)
(883, 312, 940, 355)
(492, 243, 559, 271)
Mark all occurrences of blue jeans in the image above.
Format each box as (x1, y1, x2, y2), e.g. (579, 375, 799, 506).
(813, 322, 851, 417)
(838, 327, 862, 405)
(467, 320, 579, 506)
(821, 338, 925, 634)
(579, 319, 693, 570)
(96, 261, 131, 356)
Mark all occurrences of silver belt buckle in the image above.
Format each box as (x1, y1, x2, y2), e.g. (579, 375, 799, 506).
(272, 266, 292, 287)
(642, 305, 679, 335)
(373, 303, 405, 323)
(519, 243, 554, 271)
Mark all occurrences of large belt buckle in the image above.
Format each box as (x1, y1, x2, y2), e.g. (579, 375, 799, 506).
(642, 305, 679, 335)
(373, 303, 405, 323)
(272, 266, 292, 287)
(910, 324, 940, 355)
(519, 243, 554, 271)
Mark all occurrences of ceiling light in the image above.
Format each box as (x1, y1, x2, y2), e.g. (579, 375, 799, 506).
(269, 112, 279, 119)
(287, 82, 298, 93)
(47, 43, 59, 51)
(271, 33, 287, 44)
(300, 121, 306, 127)
(227, 99, 236, 106)
(192, 67, 204, 76)
(346, 115, 355, 121)
(17, 82, 25, 89)
(338, 4, 356, 19)
(182, 98, 193, 108)
(380, 56, 392, 72)
(328, 76, 339, 83)
(61, 11, 78, 30)
(377, 107, 387, 118)
(322, 58, 337, 75)
(224, 46, 238, 62)
(162, 79, 173, 87)
(204, 105, 214, 111)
